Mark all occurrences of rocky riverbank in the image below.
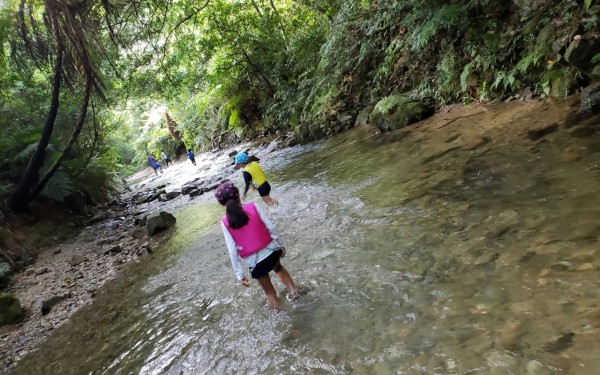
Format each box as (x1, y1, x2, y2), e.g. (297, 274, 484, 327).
(0, 139, 287, 372)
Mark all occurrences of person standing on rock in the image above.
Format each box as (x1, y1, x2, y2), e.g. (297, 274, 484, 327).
(234, 152, 277, 206)
(215, 181, 299, 309)
(160, 151, 173, 167)
(187, 149, 197, 166)
(147, 155, 162, 176)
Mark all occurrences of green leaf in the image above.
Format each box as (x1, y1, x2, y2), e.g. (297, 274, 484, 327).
(40, 170, 73, 202)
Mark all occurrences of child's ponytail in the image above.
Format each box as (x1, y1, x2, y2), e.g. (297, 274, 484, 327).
(226, 198, 249, 229)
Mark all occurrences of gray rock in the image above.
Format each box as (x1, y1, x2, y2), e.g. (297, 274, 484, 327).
(86, 214, 108, 226)
(181, 183, 197, 195)
(355, 108, 371, 126)
(0, 293, 23, 326)
(166, 191, 181, 200)
(189, 188, 204, 197)
(580, 83, 600, 115)
(103, 245, 122, 255)
(41, 295, 67, 315)
(96, 238, 111, 246)
(146, 211, 177, 236)
(131, 228, 146, 240)
(69, 255, 87, 266)
(564, 36, 600, 76)
(53, 247, 62, 254)
(35, 267, 49, 275)
(24, 268, 36, 276)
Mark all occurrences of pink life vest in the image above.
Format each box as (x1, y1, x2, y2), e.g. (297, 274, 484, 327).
(222, 202, 272, 258)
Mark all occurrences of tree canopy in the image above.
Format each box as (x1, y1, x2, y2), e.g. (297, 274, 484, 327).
(0, 0, 598, 212)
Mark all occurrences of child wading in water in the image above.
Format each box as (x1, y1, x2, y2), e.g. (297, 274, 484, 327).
(234, 152, 278, 206)
(215, 181, 298, 309)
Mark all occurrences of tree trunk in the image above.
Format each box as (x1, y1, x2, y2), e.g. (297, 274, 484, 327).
(164, 112, 183, 141)
(6, 20, 63, 213)
(28, 79, 92, 201)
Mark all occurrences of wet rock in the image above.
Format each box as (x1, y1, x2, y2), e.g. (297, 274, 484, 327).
(69, 255, 87, 266)
(146, 211, 176, 236)
(462, 136, 489, 150)
(166, 191, 181, 200)
(131, 228, 146, 240)
(308, 122, 326, 140)
(355, 108, 370, 126)
(526, 123, 559, 141)
(561, 152, 581, 162)
(86, 214, 108, 226)
(189, 188, 204, 197)
(564, 35, 600, 76)
(551, 260, 574, 271)
(103, 245, 122, 255)
(96, 238, 111, 246)
(526, 360, 550, 375)
(158, 193, 169, 202)
(369, 95, 434, 132)
(485, 349, 516, 371)
(181, 183, 197, 195)
(579, 82, 600, 115)
(0, 294, 23, 326)
(541, 332, 575, 353)
(41, 295, 67, 315)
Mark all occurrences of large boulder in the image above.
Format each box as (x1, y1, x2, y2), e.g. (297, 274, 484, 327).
(41, 295, 67, 315)
(146, 211, 177, 236)
(0, 293, 23, 326)
(580, 83, 600, 115)
(564, 35, 600, 78)
(369, 95, 434, 132)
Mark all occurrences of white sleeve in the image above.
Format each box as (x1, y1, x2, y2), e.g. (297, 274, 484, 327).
(255, 204, 285, 248)
(221, 221, 245, 280)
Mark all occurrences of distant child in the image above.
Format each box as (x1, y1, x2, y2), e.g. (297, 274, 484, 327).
(147, 155, 162, 176)
(187, 149, 196, 166)
(234, 152, 277, 206)
(215, 181, 298, 309)
(160, 151, 173, 167)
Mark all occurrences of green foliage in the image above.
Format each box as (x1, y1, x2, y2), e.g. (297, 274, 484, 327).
(40, 170, 73, 202)
(585, 0, 593, 9)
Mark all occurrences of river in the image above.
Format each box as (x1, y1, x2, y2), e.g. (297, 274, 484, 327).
(9, 97, 600, 374)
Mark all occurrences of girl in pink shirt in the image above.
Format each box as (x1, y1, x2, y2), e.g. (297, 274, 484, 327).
(215, 181, 298, 309)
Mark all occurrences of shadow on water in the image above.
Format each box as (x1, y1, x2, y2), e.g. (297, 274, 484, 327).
(9, 98, 600, 374)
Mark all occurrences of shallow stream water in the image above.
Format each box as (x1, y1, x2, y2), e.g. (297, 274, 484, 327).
(9, 97, 600, 374)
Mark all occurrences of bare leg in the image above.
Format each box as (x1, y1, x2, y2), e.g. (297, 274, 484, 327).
(261, 195, 279, 206)
(273, 263, 297, 297)
(256, 275, 281, 309)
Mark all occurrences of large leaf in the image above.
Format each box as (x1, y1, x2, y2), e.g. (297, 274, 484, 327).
(40, 170, 73, 202)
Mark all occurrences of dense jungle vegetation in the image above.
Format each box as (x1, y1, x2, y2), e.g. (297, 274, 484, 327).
(0, 0, 598, 218)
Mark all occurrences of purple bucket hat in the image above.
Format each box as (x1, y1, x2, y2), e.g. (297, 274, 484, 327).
(214, 181, 239, 204)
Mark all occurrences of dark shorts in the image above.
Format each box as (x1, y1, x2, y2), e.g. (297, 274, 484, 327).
(250, 249, 282, 279)
(151, 164, 160, 170)
(257, 181, 271, 197)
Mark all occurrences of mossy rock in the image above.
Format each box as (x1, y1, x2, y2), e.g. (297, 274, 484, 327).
(369, 95, 434, 132)
(0, 293, 23, 326)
